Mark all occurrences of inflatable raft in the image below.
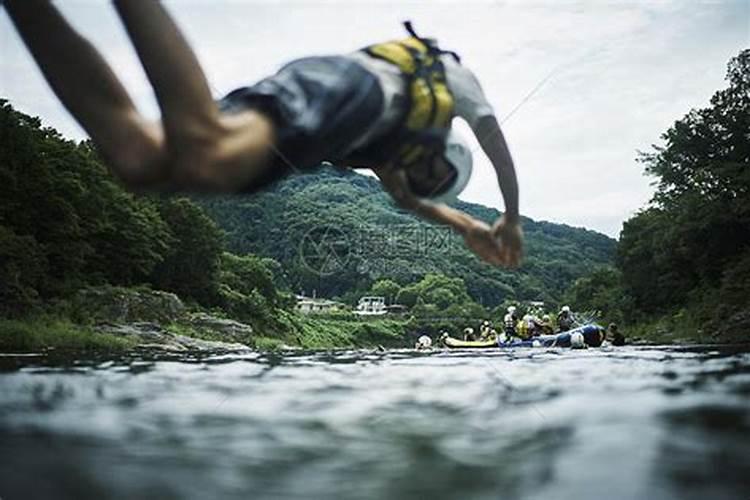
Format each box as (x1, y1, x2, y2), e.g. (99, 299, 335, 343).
(441, 324, 604, 349)
(441, 336, 498, 349)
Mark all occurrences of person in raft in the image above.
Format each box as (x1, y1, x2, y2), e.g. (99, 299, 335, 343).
(6, 2, 523, 267)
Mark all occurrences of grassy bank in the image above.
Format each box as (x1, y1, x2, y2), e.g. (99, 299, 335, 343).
(221, 309, 413, 350)
(0, 318, 136, 352)
(0, 310, 413, 353)
(285, 313, 411, 349)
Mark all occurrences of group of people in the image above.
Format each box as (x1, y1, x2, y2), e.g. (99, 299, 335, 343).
(460, 320, 500, 343)
(432, 304, 625, 346)
(416, 308, 625, 348)
(502, 305, 577, 340)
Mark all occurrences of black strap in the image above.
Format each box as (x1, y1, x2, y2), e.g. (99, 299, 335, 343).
(403, 20, 420, 40)
(403, 20, 461, 63)
(441, 50, 461, 64)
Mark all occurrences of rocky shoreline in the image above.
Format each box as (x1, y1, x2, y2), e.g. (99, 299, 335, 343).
(75, 286, 260, 352)
(93, 321, 251, 353)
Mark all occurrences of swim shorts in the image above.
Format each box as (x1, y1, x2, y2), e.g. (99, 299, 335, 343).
(218, 55, 384, 192)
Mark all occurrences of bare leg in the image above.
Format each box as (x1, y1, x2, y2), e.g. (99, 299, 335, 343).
(112, 0, 277, 192)
(7, 0, 276, 192)
(4, 0, 167, 187)
(113, 1, 219, 143)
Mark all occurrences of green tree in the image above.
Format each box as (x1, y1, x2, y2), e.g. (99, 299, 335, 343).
(562, 266, 632, 324)
(0, 100, 171, 301)
(617, 49, 750, 331)
(220, 252, 281, 306)
(395, 273, 478, 312)
(370, 279, 401, 304)
(0, 226, 47, 315)
(150, 198, 223, 305)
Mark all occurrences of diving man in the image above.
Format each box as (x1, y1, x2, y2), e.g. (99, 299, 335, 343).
(6, 1, 523, 267)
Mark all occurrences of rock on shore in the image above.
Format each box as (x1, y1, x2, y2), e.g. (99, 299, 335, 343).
(95, 322, 250, 352)
(76, 286, 255, 352)
(187, 313, 254, 342)
(74, 287, 186, 324)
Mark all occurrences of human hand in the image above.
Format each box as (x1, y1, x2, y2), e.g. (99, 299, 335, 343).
(491, 215, 523, 268)
(463, 219, 506, 266)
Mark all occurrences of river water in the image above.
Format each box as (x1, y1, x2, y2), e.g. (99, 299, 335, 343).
(1, 344, 749, 500)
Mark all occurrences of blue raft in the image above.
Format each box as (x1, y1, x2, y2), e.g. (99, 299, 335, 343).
(498, 324, 604, 348)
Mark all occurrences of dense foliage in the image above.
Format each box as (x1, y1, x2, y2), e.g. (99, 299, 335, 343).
(149, 197, 224, 306)
(561, 266, 632, 325)
(0, 100, 281, 322)
(620, 50, 749, 330)
(1, 100, 168, 313)
(567, 50, 749, 339)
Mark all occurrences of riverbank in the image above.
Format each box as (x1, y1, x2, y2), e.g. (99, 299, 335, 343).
(0, 318, 137, 352)
(0, 314, 413, 353)
(624, 307, 750, 345)
(0, 286, 413, 353)
(4, 312, 744, 354)
(2, 286, 746, 353)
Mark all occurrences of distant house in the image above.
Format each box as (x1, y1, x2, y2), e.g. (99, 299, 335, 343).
(295, 295, 344, 314)
(354, 296, 387, 316)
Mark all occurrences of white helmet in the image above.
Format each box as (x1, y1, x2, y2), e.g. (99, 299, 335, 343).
(507, 306, 517, 314)
(416, 335, 432, 348)
(570, 332, 585, 349)
(429, 129, 473, 203)
(562, 305, 571, 313)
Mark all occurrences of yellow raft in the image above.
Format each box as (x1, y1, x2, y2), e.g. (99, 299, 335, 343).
(441, 335, 498, 349)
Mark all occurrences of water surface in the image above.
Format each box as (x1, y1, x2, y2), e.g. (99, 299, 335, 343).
(1, 345, 749, 499)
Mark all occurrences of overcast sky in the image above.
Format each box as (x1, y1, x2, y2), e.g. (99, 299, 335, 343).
(1, 0, 748, 237)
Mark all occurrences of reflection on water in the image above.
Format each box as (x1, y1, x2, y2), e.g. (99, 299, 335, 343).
(1, 345, 749, 499)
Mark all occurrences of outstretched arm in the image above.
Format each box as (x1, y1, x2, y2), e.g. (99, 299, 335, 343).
(374, 168, 514, 267)
(473, 115, 523, 266)
(475, 116, 518, 221)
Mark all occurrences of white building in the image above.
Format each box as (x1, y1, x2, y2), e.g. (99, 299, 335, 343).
(295, 295, 344, 314)
(354, 296, 387, 316)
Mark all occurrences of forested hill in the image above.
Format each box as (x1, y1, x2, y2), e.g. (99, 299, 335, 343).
(196, 167, 616, 306)
(0, 97, 613, 315)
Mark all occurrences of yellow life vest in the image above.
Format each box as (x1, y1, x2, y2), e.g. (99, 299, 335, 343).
(516, 320, 528, 339)
(360, 22, 458, 169)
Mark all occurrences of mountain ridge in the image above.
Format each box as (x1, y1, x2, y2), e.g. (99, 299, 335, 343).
(196, 166, 616, 307)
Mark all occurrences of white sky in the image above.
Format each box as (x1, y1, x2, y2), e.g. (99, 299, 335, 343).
(1, 0, 748, 237)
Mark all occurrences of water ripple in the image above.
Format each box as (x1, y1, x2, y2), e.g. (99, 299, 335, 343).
(1, 345, 749, 499)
